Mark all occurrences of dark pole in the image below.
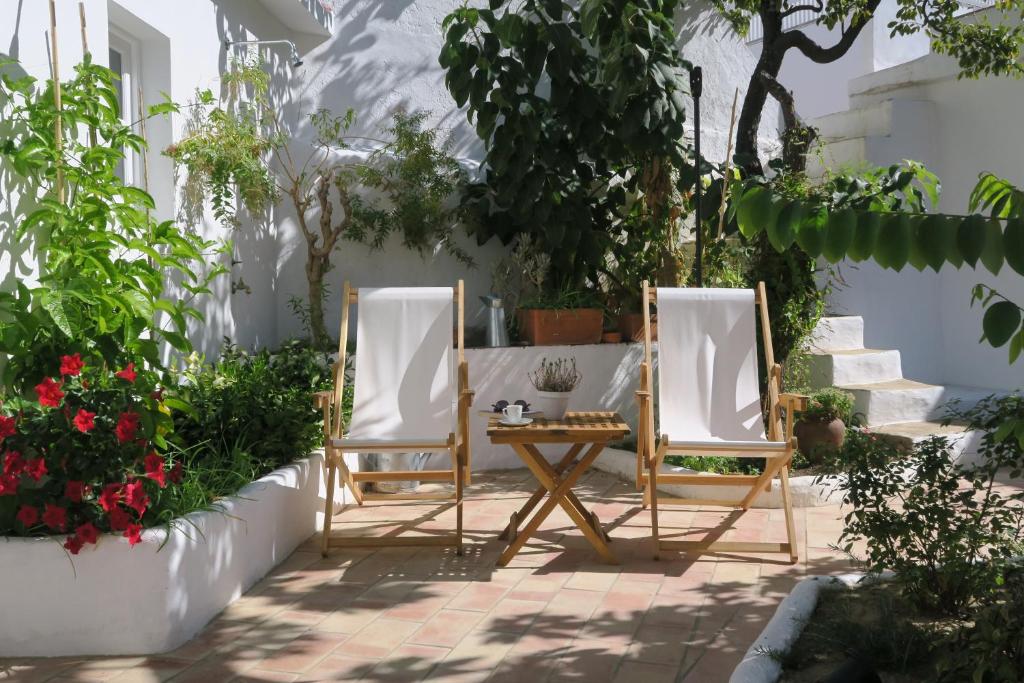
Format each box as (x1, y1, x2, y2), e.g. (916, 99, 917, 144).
(691, 66, 703, 287)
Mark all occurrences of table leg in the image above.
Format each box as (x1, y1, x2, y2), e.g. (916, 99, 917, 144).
(499, 443, 584, 541)
(498, 442, 616, 566)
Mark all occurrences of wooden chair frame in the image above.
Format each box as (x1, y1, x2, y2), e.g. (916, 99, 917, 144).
(635, 281, 807, 563)
(315, 281, 474, 557)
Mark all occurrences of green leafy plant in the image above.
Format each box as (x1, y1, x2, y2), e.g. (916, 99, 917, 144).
(0, 56, 224, 392)
(528, 357, 582, 393)
(164, 57, 278, 227)
(171, 341, 343, 476)
(440, 0, 692, 288)
(801, 388, 854, 424)
(832, 425, 1024, 616)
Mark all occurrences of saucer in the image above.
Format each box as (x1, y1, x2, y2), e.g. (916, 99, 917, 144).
(499, 417, 533, 427)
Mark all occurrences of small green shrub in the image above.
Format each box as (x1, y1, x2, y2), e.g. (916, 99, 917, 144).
(833, 425, 1023, 616)
(171, 341, 340, 477)
(801, 387, 855, 423)
(937, 568, 1024, 682)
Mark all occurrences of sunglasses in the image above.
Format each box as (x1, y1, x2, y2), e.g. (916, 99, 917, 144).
(491, 399, 531, 413)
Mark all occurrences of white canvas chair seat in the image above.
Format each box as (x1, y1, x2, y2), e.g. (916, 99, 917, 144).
(315, 283, 473, 556)
(635, 282, 807, 563)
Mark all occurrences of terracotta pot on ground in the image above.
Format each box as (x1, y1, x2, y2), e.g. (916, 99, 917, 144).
(618, 312, 657, 342)
(794, 418, 846, 462)
(602, 331, 622, 343)
(534, 391, 571, 421)
(517, 308, 603, 346)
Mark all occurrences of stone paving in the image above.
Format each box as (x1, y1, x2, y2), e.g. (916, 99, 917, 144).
(1, 468, 862, 682)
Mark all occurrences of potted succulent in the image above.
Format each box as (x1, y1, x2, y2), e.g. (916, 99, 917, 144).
(528, 357, 582, 420)
(516, 287, 604, 346)
(794, 387, 855, 461)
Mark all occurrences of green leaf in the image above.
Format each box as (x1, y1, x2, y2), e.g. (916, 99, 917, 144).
(980, 218, 1004, 275)
(907, 217, 928, 271)
(823, 208, 856, 263)
(849, 212, 880, 262)
(1003, 217, 1024, 276)
(40, 291, 73, 338)
(795, 205, 827, 258)
(1009, 329, 1024, 364)
(736, 186, 771, 239)
(982, 301, 1021, 348)
(958, 214, 987, 268)
(768, 200, 802, 252)
(874, 213, 911, 271)
(917, 215, 951, 272)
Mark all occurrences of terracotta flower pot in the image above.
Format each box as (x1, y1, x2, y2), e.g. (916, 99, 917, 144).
(794, 417, 846, 462)
(516, 308, 603, 346)
(618, 312, 657, 342)
(602, 331, 623, 343)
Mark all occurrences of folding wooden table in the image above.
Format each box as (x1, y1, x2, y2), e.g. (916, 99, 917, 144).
(487, 412, 630, 566)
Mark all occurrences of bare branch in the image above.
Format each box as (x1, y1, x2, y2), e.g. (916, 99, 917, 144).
(780, 0, 879, 63)
(780, 1, 823, 19)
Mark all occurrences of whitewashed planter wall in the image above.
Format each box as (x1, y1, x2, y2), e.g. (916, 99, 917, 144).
(0, 452, 341, 657)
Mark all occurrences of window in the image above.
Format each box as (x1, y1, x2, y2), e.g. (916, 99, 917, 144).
(108, 31, 140, 185)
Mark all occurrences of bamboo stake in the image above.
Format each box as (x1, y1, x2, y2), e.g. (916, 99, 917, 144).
(716, 87, 740, 239)
(137, 86, 150, 193)
(48, 0, 64, 204)
(79, 2, 98, 149)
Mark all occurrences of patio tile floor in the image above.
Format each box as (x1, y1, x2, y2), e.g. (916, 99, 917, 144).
(3, 468, 872, 682)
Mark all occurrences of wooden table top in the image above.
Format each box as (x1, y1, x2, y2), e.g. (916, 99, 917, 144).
(486, 411, 630, 444)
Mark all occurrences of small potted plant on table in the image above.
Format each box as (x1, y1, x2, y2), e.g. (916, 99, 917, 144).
(529, 357, 582, 420)
(794, 387, 855, 461)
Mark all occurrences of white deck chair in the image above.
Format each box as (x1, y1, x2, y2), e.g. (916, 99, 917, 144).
(315, 282, 473, 556)
(635, 282, 807, 562)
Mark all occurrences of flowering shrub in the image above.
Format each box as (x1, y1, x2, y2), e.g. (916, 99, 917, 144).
(0, 354, 180, 554)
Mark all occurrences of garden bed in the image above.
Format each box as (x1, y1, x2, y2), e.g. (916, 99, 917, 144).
(593, 447, 844, 508)
(0, 452, 338, 657)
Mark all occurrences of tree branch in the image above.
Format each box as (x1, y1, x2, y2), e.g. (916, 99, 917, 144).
(759, 71, 800, 132)
(780, 1, 822, 19)
(781, 0, 880, 63)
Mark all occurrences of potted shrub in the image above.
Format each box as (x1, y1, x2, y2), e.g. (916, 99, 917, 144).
(795, 387, 854, 460)
(516, 288, 604, 346)
(528, 357, 582, 420)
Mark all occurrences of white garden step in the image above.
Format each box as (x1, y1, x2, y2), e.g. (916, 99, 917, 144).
(809, 316, 865, 352)
(871, 420, 984, 465)
(808, 348, 903, 387)
(838, 379, 992, 426)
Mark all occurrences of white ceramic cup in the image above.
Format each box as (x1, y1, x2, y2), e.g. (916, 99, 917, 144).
(502, 404, 524, 422)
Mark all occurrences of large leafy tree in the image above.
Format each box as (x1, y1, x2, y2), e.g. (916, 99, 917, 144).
(440, 0, 692, 288)
(716, 0, 1024, 175)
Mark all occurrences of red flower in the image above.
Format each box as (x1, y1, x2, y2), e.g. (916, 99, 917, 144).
(125, 479, 149, 516)
(0, 473, 17, 496)
(75, 522, 99, 545)
(115, 363, 137, 383)
(24, 457, 47, 481)
(73, 409, 97, 433)
(16, 505, 38, 527)
(124, 524, 143, 546)
(65, 480, 86, 503)
(108, 506, 131, 531)
(144, 452, 166, 488)
(42, 503, 67, 531)
(114, 412, 140, 444)
(2, 451, 24, 476)
(64, 535, 84, 555)
(168, 460, 184, 485)
(0, 415, 15, 440)
(60, 353, 85, 377)
(98, 483, 123, 511)
(34, 377, 65, 408)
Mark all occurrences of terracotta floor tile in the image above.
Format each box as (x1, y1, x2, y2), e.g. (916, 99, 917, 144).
(612, 659, 678, 683)
(256, 631, 347, 673)
(333, 618, 419, 660)
(407, 609, 483, 648)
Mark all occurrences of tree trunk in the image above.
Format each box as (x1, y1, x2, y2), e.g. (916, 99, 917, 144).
(306, 251, 330, 351)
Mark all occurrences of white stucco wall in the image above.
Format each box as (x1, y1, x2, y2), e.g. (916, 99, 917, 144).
(2, 0, 770, 357)
(817, 37, 1024, 391)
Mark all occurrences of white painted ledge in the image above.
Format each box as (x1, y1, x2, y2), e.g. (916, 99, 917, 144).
(0, 451, 342, 657)
(730, 573, 873, 683)
(592, 447, 844, 508)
